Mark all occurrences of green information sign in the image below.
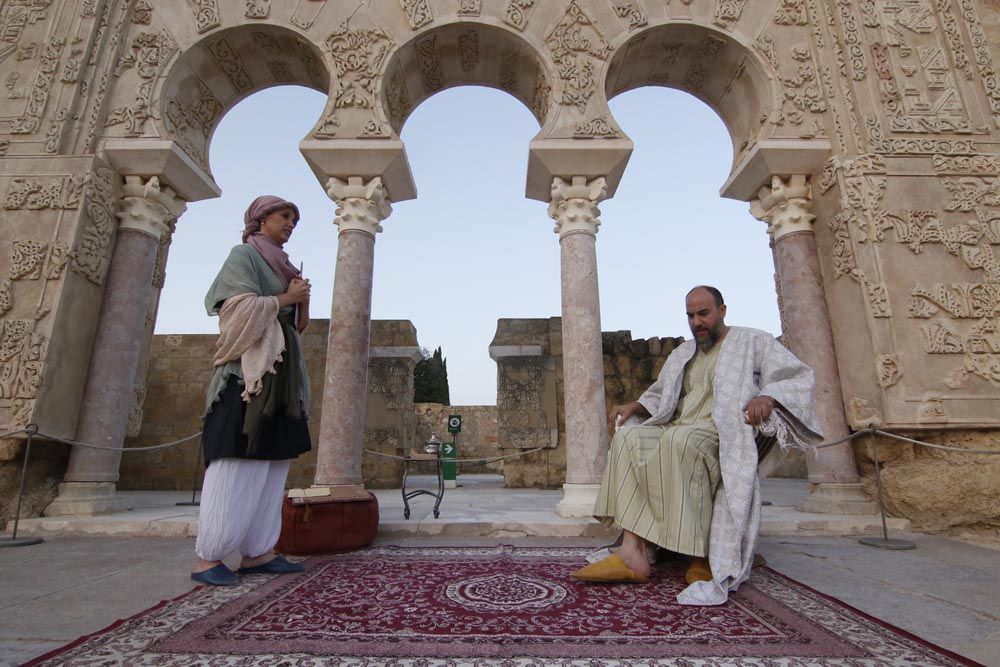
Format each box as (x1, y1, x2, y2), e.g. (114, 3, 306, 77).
(442, 439, 457, 487)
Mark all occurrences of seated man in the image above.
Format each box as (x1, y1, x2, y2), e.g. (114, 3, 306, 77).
(572, 285, 822, 605)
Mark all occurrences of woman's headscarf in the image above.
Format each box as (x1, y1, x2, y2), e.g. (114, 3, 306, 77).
(242, 195, 301, 288)
(242, 195, 300, 242)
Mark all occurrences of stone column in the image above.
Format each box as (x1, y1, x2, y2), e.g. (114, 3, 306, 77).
(751, 175, 875, 514)
(550, 176, 610, 517)
(314, 176, 391, 491)
(46, 176, 186, 516)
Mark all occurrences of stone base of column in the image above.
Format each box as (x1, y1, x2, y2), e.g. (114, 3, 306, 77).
(43, 482, 133, 517)
(795, 483, 878, 515)
(555, 483, 600, 518)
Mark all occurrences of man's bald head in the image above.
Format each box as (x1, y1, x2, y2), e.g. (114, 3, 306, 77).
(686, 285, 724, 308)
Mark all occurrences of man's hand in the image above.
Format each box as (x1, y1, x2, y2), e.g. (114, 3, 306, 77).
(743, 395, 775, 426)
(609, 401, 649, 428)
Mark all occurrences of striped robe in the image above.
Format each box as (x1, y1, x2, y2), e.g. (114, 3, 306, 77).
(599, 327, 823, 606)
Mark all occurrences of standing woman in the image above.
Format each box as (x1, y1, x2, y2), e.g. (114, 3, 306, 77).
(191, 195, 312, 586)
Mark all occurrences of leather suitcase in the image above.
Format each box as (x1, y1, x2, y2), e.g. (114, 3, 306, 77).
(276, 492, 379, 555)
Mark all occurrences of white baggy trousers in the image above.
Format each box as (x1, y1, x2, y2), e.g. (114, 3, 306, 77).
(195, 459, 290, 562)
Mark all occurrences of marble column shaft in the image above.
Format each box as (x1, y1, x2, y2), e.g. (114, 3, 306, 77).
(63, 177, 185, 483)
(550, 177, 609, 490)
(752, 175, 860, 485)
(315, 177, 391, 488)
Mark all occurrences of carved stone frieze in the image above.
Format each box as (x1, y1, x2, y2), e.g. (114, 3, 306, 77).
(399, 0, 433, 30)
(612, 0, 647, 31)
(164, 81, 222, 172)
(957, 0, 1000, 127)
(909, 283, 1000, 320)
(3, 174, 85, 210)
(530, 60, 551, 123)
(773, 44, 827, 137)
(458, 28, 479, 73)
(0, 319, 45, 400)
(385, 68, 412, 128)
(106, 31, 178, 136)
(43, 107, 68, 154)
(151, 219, 177, 288)
(835, 0, 867, 81)
(932, 154, 1000, 175)
(252, 31, 281, 53)
(573, 116, 620, 137)
(0, 282, 11, 317)
(268, 61, 292, 82)
(865, 116, 977, 154)
(245, 0, 270, 19)
(866, 281, 892, 317)
(865, 1, 976, 136)
(497, 356, 557, 449)
(368, 358, 412, 410)
(713, 0, 746, 30)
(416, 33, 443, 93)
(457, 0, 482, 16)
(545, 1, 611, 114)
(775, 0, 808, 25)
(207, 37, 253, 93)
(878, 354, 901, 388)
(503, 0, 537, 31)
(133, 0, 153, 24)
(684, 35, 725, 93)
(69, 167, 118, 286)
(499, 48, 520, 93)
(186, 0, 220, 33)
(9, 241, 47, 281)
(10, 36, 65, 135)
(326, 22, 393, 110)
(754, 35, 778, 71)
(126, 385, 147, 437)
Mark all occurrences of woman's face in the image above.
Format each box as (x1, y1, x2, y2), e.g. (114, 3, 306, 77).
(259, 207, 296, 246)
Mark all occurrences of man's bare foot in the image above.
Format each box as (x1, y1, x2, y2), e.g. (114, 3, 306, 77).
(239, 551, 276, 570)
(616, 544, 652, 578)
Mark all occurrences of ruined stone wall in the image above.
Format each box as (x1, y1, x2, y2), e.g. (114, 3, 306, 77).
(117, 319, 417, 491)
(414, 403, 500, 475)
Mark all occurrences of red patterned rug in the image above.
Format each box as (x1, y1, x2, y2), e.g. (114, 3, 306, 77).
(27, 545, 980, 666)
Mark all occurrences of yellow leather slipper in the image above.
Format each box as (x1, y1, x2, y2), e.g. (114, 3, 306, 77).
(685, 556, 713, 584)
(571, 553, 649, 583)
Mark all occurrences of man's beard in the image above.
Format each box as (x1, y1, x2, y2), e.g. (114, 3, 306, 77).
(693, 324, 723, 351)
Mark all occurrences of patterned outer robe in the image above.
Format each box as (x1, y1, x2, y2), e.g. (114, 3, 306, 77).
(633, 326, 823, 606)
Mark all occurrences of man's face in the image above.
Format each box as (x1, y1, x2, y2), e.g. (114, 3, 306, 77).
(686, 288, 727, 351)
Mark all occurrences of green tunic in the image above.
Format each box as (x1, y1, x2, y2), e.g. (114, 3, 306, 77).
(594, 344, 722, 557)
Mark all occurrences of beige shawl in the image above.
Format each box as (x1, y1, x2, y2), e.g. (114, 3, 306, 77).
(213, 293, 285, 401)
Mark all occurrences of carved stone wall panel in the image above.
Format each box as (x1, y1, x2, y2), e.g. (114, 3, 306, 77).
(398, 0, 433, 30)
(503, 0, 538, 31)
(497, 356, 558, 450)
(186, 0, 221, 34)
(544, 0, 612, 115)
(206, 37, 254, 93)
(819, 153, 1000, 427)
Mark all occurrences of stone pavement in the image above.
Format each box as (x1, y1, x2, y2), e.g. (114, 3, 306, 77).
(2, 477, 998, 665)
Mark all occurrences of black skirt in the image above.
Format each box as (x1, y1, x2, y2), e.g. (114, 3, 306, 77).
(202, 375, 312, 465)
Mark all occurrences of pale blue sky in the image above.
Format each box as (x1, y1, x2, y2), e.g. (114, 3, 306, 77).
(155, 85, 780, 405)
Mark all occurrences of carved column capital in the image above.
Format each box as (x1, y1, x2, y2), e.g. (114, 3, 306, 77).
(750, 174, 815, 241)
(327, 176, 392, 236)
(117, 176, 187, 240)
(548, 176, 607, 238)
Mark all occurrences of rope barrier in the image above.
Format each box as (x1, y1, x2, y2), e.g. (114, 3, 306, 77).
(363, 446, 547, 465)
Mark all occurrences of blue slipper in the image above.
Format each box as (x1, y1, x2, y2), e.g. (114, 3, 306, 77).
(236, 555, 304, 575)
(190, 563, 239, 586)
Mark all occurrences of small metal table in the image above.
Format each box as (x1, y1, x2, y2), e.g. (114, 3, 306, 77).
(400, 452, 444, 519)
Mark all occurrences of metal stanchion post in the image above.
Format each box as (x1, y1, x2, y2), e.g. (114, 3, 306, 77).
(1, 424, 43, 548)
(859, 428, 915, 551)
(176, 437, 202, 507)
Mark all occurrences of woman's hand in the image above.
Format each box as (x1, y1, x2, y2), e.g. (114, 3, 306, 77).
(278, 278, 310, 308)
